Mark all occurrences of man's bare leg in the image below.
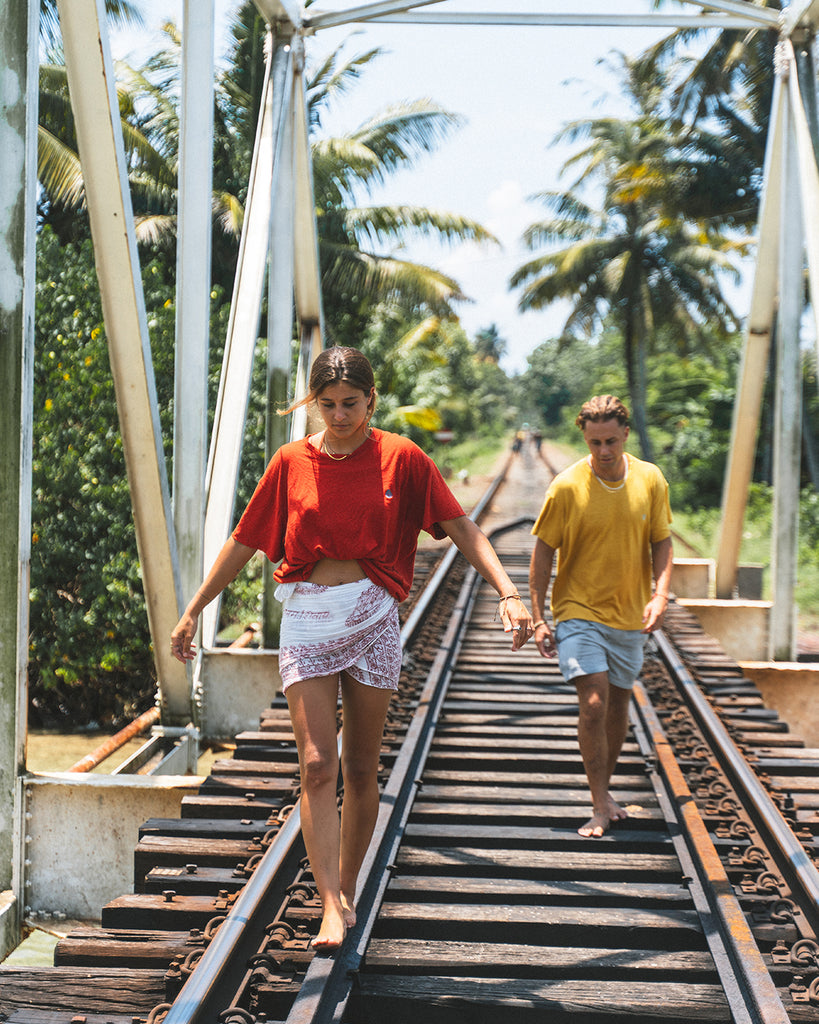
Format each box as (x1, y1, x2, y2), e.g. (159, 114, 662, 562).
(604, 684, 632, 824)
(574, 672, 631, 837)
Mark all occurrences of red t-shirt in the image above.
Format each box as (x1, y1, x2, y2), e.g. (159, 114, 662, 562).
(232, 428, 465, 602)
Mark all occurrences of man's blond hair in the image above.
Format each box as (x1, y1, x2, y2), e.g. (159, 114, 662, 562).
(575, 395, 630, 430)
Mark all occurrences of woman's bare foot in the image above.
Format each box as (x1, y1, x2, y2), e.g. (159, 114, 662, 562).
(311, 902, 347, 952)
(341, 891, 356, 929)
(578, 811, 610, 838)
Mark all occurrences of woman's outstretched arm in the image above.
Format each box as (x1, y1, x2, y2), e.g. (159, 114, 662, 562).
(171, 537, 257, 662)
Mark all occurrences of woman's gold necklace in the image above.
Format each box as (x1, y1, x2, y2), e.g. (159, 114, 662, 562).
(322, 436, 349, 460)
(321, 426, 372, 460)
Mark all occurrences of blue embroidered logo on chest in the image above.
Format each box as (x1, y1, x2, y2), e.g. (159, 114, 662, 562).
(385, 489, 393, 499)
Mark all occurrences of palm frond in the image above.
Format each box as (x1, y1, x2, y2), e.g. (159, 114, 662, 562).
(342, 206, 498, 249)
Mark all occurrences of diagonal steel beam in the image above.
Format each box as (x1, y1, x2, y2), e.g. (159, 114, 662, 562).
(253, 0, 302, 29)
(56, 0, 191, 722)
(679, 0, 779, 26)
(715, 56, 786, 598)
(306, 0, 445, 31)
(782, 0, 819, 37)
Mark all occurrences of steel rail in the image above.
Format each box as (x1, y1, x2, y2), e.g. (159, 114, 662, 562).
(283, 515, 534, 1024)
(159, 458, 512, 1024)
(631, 681, 791, 1024)
(654, 628, 819, 932)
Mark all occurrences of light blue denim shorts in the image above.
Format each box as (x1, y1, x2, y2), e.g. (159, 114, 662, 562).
(555, 619, 647, 690)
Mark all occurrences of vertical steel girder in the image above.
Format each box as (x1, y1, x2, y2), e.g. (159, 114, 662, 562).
(770, 57, 803, 660)
(262, 88, 296, 645)
(0, 0, 37, 954)
(173, 1, 216, 614)
(55, 0, 191, 722)
(292, 43, 324, 331)
(288, 39, 325, 443)
(791, 40, 819, 363)
(716, 35, 819, 659)
(201, 33, 295, 649)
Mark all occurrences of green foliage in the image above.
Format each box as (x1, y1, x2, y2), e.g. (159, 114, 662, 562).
(30, 230, 157, 726)
(360, 314, 517, 449)
(511, 53, 742, 463)
(29, 228, 240, 727)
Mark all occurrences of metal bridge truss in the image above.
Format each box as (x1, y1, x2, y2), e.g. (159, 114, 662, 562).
(2, 0, 819, 954)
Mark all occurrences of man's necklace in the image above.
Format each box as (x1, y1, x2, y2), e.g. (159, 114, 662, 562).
(588, 455, 628, 491)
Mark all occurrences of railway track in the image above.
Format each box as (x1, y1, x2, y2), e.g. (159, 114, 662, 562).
(3, 466, 819, 1023)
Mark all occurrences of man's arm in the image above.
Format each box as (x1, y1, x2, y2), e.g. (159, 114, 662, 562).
(529, 537, 557, 657)
(643, 535, 673, 633)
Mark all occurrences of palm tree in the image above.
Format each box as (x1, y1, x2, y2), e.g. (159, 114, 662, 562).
(39, 0, 143, 53)
(37, 2, 174, 246)
(38, 3, 497, 338)
(640, 0, 782, 231)
(473, 324, 507, 363)
(511, 56, 740, 460)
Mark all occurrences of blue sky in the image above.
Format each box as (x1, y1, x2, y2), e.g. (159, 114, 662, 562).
(112, 2, 727, 372)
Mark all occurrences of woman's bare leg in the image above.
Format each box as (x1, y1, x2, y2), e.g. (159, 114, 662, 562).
(338, 675, 394, 927)
(286, 676, 346, 950)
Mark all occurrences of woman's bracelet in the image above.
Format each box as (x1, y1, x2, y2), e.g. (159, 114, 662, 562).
(495, 593, 522, 621)
(653, 593, 669, 603)
(532, 620, 547, 629)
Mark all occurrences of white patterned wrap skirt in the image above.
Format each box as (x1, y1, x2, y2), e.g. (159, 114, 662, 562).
(275, 578, 402, 694)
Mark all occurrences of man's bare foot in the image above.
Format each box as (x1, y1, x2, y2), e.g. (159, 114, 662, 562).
(341, 891, 356, 929)
(578, 797, 629, 837)
(607, 795, 628, 822)
(311, 904, 347, 952)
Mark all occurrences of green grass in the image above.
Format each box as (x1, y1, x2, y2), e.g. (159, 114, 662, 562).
(431, 433, 512, 477)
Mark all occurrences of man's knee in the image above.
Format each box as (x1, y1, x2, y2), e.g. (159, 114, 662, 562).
(574, 672, 609, 721)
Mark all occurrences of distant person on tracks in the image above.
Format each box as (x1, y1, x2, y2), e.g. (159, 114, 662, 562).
(171, 346, 533, 951)
(528, 395, 673, 837)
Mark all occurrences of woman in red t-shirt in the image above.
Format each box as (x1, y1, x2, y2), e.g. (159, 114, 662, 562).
(171, 347, 532, 952)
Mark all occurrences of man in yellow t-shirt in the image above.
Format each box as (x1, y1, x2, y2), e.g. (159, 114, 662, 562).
(529, 395, 673, 838)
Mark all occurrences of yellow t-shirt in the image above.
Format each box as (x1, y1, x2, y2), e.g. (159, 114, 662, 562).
(531, 453, 672, 631)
